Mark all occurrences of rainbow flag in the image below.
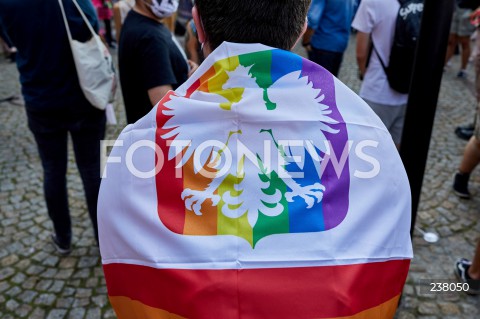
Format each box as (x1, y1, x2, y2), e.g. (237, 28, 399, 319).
(99, 42, 412, 319)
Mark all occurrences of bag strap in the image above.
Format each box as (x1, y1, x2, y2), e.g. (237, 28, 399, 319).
(58, 0, 97, 41)
(371, 40, 389, 75)
(58, 0, 73, 41)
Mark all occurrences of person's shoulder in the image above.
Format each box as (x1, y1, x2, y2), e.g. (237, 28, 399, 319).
(359, 0, 386, 8)
(123, 12, 163, 38)
(144, 23, 171, 45)
(123, 10, 143, 25)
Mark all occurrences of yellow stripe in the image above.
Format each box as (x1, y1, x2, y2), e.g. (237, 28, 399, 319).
(209, 56, 244, 110)
(109, 296, 186, 319)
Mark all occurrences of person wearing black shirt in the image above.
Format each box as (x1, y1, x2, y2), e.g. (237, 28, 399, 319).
(119, 0, 189, 124)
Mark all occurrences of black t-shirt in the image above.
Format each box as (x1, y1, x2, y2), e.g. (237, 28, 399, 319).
(119, 10, 189, 124)
(458, 0, 480, 10)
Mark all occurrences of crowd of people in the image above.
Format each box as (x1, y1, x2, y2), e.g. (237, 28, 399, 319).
(1, 0, 480, 316)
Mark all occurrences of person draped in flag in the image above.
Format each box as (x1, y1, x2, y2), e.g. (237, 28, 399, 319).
(98, 0, 413, 318)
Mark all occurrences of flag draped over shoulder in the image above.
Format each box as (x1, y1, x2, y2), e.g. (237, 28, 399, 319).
(98, 42, 413, 319)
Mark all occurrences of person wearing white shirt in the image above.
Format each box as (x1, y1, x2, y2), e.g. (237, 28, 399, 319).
(352, 0, 408, 147)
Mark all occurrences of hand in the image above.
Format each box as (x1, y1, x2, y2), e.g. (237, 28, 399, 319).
(188, 60, 199, 78)
(358, 69, 364, 81)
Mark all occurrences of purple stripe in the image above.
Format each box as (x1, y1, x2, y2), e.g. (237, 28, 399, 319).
(300, 59, 350, 230)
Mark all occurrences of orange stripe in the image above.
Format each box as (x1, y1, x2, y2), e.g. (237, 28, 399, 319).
(109, 294, 400, 319)
(109, 296, 186, 319)
(182, 156, 218, 235)
(198, 67, 216, 92)
(323, 294, 400, 319)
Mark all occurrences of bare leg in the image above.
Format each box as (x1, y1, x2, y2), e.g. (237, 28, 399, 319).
(459, 35, 472, 71)
(445, 34, 459, 65)
(468, 240, 480, 280)
(459, 136, 480, 174)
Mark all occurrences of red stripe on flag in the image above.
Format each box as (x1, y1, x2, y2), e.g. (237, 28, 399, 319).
(104, 259, 410, 319)
(186, 79, 201, 98)
(155, 92, 186, 234)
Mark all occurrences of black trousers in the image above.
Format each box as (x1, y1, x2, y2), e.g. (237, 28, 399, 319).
(308, 47, 344, 77)
(27, 106, 106, 245)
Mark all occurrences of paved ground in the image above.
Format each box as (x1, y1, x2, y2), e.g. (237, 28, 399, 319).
(1, 36, 480, 318)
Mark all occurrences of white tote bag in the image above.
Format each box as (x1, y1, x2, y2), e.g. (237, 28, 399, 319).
(58, 0, 117, 111)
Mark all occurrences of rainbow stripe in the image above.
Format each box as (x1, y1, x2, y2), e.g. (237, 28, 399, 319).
(105, 259, 409, 319)
(156, 49, 350, 247)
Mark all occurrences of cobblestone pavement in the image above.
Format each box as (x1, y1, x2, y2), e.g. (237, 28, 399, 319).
(1, 37, 480, 318)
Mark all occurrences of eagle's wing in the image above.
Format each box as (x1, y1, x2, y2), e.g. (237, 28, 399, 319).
(161, 91, 235, 172)
(266, 71, 340, 170)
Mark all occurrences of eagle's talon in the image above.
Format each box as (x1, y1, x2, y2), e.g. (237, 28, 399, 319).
(285, 182, 325, 208)
(181, 188, 220, 215)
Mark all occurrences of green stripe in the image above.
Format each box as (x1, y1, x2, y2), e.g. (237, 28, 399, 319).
(238, 51, 276, 110)
(253, 171, 289, 247)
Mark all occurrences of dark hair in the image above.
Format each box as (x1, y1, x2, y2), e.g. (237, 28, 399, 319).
(195, 0, 311, 51)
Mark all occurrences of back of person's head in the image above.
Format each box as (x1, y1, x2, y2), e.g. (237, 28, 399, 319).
(195, 0, 310, 51)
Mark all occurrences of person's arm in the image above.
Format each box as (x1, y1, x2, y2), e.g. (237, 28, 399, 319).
(352, 0, 375, 79)
(185, 20, 200, 64)
(356, 31, 370, 79)
(140, 35, 178, 106)
(148, 85, 173, 106)
(303, 0, 325, 50)
(113, 3, 122, 43)
(302, 28, 315, 52)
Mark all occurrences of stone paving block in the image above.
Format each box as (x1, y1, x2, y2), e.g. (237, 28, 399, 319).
(460, 303, 479, 316)
(5, 299, 20, 311)
(35, 279, 53, 291)
(78, 256, 99, 269)
(0, 266, 15, 280)
(73, 297, 90, 308)
(61, 287, 76, 297)
(18, 289, 38, 303)
(15, 304, 33, 318)
(438, 302, 461, 316)
(10, 272, 26, 284)
(26, 265, 45, 275)
(395, 311, 417, 319)
(1, 253, 19, 266)
(92, 295, 108, 308)
(85, 277, 98, 288)
(418, 301, 440, 315)
(56, 297, 75, 308)
(42, 255, 60, 267)
(55, 269, 74, 279)
(85, 308, 101, 319)
(41, 267, 58, 278)
(49, 280, 66, 293)
(5, 285, 22, 297)
(67, 308, 85, 319)
(46, 309, 68, 319)
(401, 296, 419, 310)
(102, 308, 117, 319)
(34, 293, 57, 306)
